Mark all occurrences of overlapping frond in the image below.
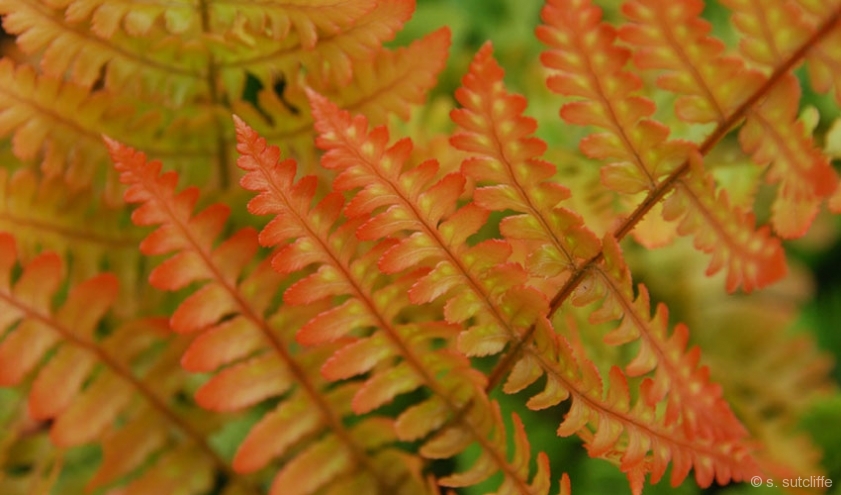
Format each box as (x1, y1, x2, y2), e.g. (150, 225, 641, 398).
(663, 152, 787, 293)
(534, 0, 788, 292)
(536, 0, 694, 247)
(451, 42, 600, 284)
(720, 0, 839, 237)
(207, 0, 375, 48)
(310, 89, 544, 358)
(537, 0, 692, 194)
(619, 0, 765, 125)
(235, 116, 551, 494)
(0, 168, 145, 312)
(619, 0, 839, 238)
(307, 93, 560, 491)
(40, 0, 196, 37)
(0, 232, 254, 495)
(793, 0, 841, 104)
(2, 1, 837, 494)
(737, 74, 836, 237)
(501, 317, 759, 495)
(0, 59, 147, 185)
(217, 0, 415, 95)
(234, 26, 451, 164)
(0, 0, 387, 99)
(0, 0, 203, 95)
(107, 138, 426, 495)
(574, 235, 749, 441)
(308, 27, 452, 124)
(447, 43, 758, 492)
(723, 0, 812, 67)
(306, 89, 762, 494)
(0, 0, 426, 191)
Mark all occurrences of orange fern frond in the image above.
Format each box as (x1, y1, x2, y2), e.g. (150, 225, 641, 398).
(619, 0, 765, 125)
(451, 42, 600, 283)
(443, 37, 763, 490)
(234, 116, 552, 494)
(738, 74, 837, 237)
(305, 88, 760, 494)
(447, 42, 769, 451)
(573, 235, 749, 442)
(501, 317, 760, 494)
(0, 232, 254, 494)
(233, 27, 451, 174)
(311, 89, 542, 357)
(662, 152, 787, 293)
(723, 0, 813, 67)
(792, 0, 841, 104)
(107, 138, 427, 495)
(537, 0, 693, 194)
(617, 0, 839, 238)
(536, 0, 694, 248)
(534, 0, 788, 292)
(720, 0, 838, 237)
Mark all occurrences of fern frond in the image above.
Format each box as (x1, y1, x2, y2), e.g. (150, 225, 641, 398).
(619, 0, 765, 125)
(451, 42, 600, 283)
(537, 0, 692, 194)
(793, 0, 841, 104)
(233, 27, 450, 167)
(435, 406, 552, 494)
(440, 39, 760, 490)
(207, 0, 375, 49)
(531, 0, 790, 292)
(662, 152, 787, 293)
(309, 27, 452, 124)
(447, 42, 766, 449)
(737, 74, 837, 237)
(0, 59, 145, 185)
(305, 90, 759, 493)
(0, 232, 254, 494)
(618, 0, 839, 238)
(536, 0, 693, 248)
(107, 139, 426, 495)
(723, 0, 812, 67)
(573, 235, 749, 442)
(310, 89, 544, 357)
(0, 168, 145, 312)
(502, 317, 759, 494)
(693, 291, 835, 483)
(0, 0, 202, 95)
(43, 0, 196, 37)
(217, 0, 414, 95)
(234, 116, 551, 494)
(720, 0, 839, 237)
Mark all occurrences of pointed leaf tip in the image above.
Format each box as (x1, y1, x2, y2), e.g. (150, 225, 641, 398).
(102, 135, 118, 150)
(304, 87, 330, 112)
(232, 114, 247, 130)
(559, 473, 571, 495)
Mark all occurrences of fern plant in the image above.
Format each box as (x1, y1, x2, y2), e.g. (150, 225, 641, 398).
(1, 0, 840, 494)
